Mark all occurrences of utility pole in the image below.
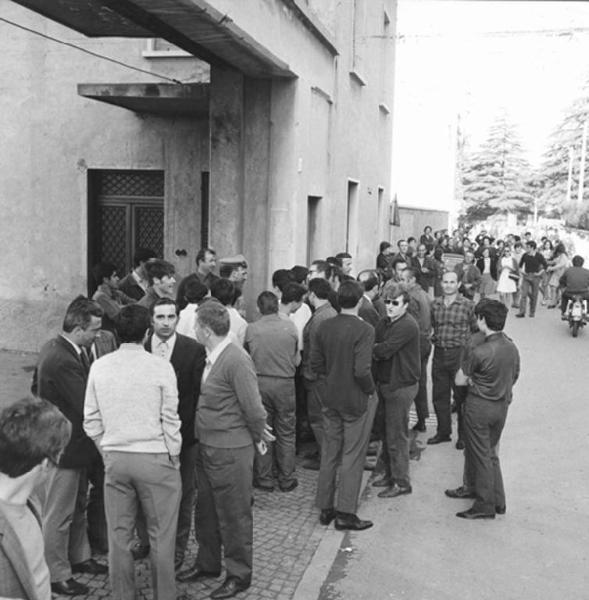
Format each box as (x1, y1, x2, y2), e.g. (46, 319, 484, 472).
(578, 120, 588, 205)
(566, 146, 574, 204)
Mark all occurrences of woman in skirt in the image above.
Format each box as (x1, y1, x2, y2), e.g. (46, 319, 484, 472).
(496, 246, 519, 306)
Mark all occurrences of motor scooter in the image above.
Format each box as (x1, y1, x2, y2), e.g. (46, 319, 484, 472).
(565, 294, 587, 338)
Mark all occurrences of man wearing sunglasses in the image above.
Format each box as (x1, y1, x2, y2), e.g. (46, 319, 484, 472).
(372, 289, 421, 498)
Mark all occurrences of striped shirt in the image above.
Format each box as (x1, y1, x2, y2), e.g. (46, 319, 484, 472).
(431, 294, 476, 349)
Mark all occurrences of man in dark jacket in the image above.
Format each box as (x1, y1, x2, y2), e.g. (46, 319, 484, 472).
(372, 289, 420, 498)
(142, 298, 206, 571)
(310, 281, 377, 531)
(32, 296, 107, 596)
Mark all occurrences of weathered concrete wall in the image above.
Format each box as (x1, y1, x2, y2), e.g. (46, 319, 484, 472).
(0, 3, 209, 350)
(392, 207, 450, 244)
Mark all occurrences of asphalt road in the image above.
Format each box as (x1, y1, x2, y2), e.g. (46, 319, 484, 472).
(317, 302, 589, 600)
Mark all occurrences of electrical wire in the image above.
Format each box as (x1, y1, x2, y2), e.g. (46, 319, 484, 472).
(0, 16, 185, 84)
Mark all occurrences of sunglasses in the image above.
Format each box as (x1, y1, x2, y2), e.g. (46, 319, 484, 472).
(384, 298, 403, 306)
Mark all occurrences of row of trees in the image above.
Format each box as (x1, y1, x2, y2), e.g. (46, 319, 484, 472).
(458, 86, 589, 229)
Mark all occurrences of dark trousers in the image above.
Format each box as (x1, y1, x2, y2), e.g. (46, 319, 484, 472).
(87, 456, 108, 554)
(304, 377, 327, 451)
(560, 291, 589, 314)
(195, 443, 254, 585)
(518, 274, 541, 316)
(254, 376, 296, 488)
(432, 346, 467, 438)
(464, 396, 507, 513)
(137, 444, 198, 562)
(414, 340, 431, 424)
(316, 395, 377, 514)
(376, 383, 419, 487)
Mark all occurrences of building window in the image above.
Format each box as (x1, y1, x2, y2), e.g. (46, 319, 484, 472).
(350, 0, 367, 86)
(346, 180, 360, 255)
(143, 38, 191, 58)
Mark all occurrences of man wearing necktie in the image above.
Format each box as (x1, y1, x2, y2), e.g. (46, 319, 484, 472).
(32, 296, 108, 596)
(137, 298, 206, 571)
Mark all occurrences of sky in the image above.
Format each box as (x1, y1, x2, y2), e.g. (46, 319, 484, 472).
(392, 1, 589, 212)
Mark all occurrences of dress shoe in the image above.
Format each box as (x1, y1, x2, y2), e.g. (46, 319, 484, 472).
(412, 421, 426, 432)
(456, 507, 495, 520)
(377, 483, 412, 498)
(131, 542, 150, 560)
(210, 577, 250, 599)
(455, 439, 465, 450)
(427, 434, 451, 445)
(495, 505, 506, 515)
(253, 482, 274, 492)
(445, 486, 476, 499)
(334, 512, 373, 531)
(371, 476, 392, 488)
(176, 565, 221, 583)
(515, 313, 525, 318)
(50, 578, 89, 596)
(319, 508, 337, 526)
(279, 479, 298, 492)
(71, 558, 108, 575)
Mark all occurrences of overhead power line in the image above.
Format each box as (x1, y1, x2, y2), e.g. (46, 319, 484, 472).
(0, 16, 185, 84)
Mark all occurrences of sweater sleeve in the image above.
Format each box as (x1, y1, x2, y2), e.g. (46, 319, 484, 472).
(373, 318, 413, 360)
(83, 369, 104, 441)
(160, 363, 182, 456)
(354, 325, 376, 395)
(230, 354, 267, 443)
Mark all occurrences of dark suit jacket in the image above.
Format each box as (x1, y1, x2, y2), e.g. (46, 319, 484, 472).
(476, 256, 498, 281)
(358, 296, 380, 327)
(310, 314, 376, 417)
(145, 333, 206, 447)
(411, 255, 435, 291)
(31, 336, 98, 468)
(118, 272, 146, 301)
(0, 499, 43, 600)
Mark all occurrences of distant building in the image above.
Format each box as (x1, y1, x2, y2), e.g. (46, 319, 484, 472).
(1, 0, 396, 350)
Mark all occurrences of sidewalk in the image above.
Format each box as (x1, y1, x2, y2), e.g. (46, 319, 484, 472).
(0, 349, 351, 600)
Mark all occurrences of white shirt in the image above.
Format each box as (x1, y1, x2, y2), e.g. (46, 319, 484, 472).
(227, 306, 248, 346)
(153, 333, 177, 362)
(202, 337, 232, 383)
(176, 304, 199, 340)
(290, 302, 312, 351)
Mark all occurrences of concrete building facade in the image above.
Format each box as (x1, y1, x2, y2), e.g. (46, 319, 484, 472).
(0, 0, 396, 351)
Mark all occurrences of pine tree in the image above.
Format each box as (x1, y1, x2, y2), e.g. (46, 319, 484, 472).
(539, 90, 589, 216)
(460, 112, 535, 224)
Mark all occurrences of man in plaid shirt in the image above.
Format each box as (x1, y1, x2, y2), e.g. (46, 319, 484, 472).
(428, 271, 477, 447)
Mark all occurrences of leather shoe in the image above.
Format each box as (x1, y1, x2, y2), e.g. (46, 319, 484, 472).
(427, 434, 451, 445)
(412, 421, 426, 432)
(515, 313, 525, 318)
(445, 486, 476, 499)
(334, 512, 373, 531)
(71, 558, 108, 575)
(377, 483, 412, 498)
(302, 458, 320, 471)
(210, 577, 250, 599)
(371, 476, 392, 488)
(176, 565, 221, 583)
(51, 579, 89, 596)
(495, 505, 506, 515)
(455, 439, 465, 450)
(319, 508, 336, 526)
(253, 482, 274, 492)
(456, 507, 495, 520)
(131, 542, 150, 560)
(279, 479, 298, 492)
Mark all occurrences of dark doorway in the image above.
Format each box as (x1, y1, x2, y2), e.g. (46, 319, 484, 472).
(88, 169, 164, 294)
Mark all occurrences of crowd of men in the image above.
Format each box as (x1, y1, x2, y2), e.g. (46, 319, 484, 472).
(1, 229, 526, 600)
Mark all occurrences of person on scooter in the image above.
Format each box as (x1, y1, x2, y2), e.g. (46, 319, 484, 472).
(559, 255, 589, 318)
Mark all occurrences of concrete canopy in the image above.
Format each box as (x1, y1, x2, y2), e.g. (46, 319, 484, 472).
(11, 0, 296, 78)
(77, 83, 210, 118)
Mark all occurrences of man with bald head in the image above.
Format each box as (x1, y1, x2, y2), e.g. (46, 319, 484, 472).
(428, 271, 477, 447)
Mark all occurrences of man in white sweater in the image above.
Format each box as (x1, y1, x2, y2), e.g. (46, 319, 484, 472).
(84, 305, 182, 600)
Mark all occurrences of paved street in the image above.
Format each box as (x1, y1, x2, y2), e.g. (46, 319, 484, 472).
(316, 303, 589, 600)
(2, 300, 587, 599)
